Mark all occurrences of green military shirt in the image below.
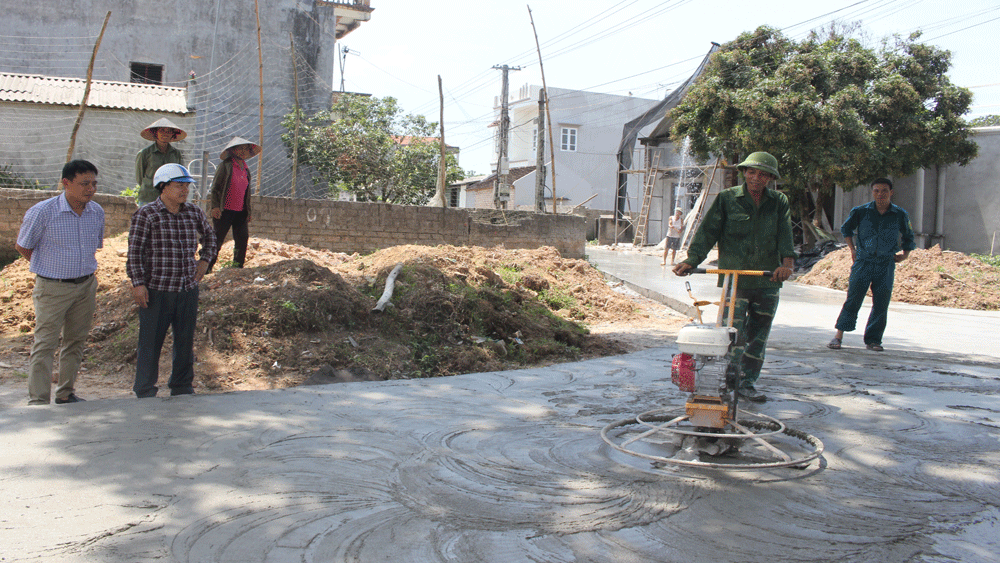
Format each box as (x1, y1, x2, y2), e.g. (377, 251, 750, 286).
(135, 143, 183, 206)
(683, 183, 796, 289)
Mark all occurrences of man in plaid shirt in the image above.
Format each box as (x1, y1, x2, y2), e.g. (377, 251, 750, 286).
(127, 163, 217, 398)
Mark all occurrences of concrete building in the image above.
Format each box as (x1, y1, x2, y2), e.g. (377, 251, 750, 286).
(837, 126, 1000, 256)
(632, 128, 1000, 256)
(1, 0, 372, 197)
(480, 84, 660, 214)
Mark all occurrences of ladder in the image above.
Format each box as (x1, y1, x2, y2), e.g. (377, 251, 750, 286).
(633, 149, 661, 246)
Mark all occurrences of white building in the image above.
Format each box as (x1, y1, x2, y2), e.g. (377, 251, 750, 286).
(482, 85, 660, 214)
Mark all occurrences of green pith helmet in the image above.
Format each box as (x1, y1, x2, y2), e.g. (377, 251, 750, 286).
(736, 151, 780, 180)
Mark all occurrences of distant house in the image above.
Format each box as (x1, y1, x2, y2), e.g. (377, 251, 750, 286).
(0, 72, 193, 189)
(478, 85, 659, 214)
(2, 0, 373, 197)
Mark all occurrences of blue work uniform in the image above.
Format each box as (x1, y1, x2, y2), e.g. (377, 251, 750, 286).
(834, 201, 917, 345)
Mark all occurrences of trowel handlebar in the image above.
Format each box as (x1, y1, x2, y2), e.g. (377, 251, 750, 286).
(688, 268, 773, 277)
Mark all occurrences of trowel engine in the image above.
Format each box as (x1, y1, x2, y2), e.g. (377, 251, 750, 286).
(671, 324, 740, 429)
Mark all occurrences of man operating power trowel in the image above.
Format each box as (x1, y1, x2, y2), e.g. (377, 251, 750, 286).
(672, 151, 796, 404)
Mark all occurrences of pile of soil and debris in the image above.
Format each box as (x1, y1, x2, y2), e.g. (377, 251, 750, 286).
(796, 245, 1000, 310)
(0, 236, 684, 400)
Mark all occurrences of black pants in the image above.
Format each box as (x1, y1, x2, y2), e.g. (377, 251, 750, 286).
(210, 209, 249, 271)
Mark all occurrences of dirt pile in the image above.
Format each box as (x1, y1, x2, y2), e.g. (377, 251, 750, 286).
(1, 237, 684, 399)
(796, 245, 1000, 310)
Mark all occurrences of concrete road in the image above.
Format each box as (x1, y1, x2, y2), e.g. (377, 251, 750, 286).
(0, 248, 997, 562)
(586, 245, 1000, 362)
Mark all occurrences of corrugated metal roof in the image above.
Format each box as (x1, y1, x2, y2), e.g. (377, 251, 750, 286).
(0, 73, 189, 114)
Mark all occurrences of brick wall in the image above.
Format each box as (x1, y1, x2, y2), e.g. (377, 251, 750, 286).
(1, 189, 586, 261)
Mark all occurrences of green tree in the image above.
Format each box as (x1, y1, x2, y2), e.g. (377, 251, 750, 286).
(670, 26, 978, 197)
(281, 94, 463, 204)
(970, 115, 1000, 127)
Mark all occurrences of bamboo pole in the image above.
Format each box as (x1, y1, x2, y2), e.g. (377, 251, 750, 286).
(289, 32, 300, 198)
(527, 5, 556, 213)
(428, 75, 447, 207)
(254, 0, 264, 195)
(67, 11, 111, 163)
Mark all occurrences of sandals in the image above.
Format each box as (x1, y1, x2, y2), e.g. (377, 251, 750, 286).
(827, 338, 842, 350)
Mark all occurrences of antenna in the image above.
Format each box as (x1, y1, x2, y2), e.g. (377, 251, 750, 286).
(339, 45, 360, 92)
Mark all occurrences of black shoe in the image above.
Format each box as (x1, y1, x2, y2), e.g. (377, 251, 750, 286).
(170, 389, 195, 396)
(54, 394, 85, 404)
(737, 386, 767, 403)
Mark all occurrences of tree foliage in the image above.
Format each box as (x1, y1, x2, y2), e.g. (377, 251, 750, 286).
(670, 26, 978, 194)
(281, 94, 463, 204)
(969, 114, 1000, 127)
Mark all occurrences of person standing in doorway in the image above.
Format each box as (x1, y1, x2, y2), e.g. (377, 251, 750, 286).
(135, 118, 186, 207)
(828, 178, 916, 352)
(208, 137, 261, 271)
(127, 163, 217, 398)
(673, 151, 796, 403)
(662, 207, 684, 266)
(15, 160, 104, 405)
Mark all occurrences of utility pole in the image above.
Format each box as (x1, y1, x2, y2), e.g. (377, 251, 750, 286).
(534, 88, 546, 213)
(493, 64, 520, 209)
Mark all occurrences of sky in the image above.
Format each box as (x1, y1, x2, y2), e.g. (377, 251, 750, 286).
(336, 0, 1000, 176)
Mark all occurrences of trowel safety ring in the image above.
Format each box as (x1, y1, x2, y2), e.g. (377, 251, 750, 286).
(635, 407, 786, 439)
(601, 407, 825, 471)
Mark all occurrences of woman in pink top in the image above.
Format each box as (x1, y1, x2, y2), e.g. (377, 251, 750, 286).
(208, 137, 261, 271)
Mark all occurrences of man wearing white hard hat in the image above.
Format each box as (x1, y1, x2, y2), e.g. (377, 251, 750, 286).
(135, 118, 186, 206)
(126, 163, 217, 398)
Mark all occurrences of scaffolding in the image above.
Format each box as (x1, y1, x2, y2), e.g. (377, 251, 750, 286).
(615, 146, 720, 246)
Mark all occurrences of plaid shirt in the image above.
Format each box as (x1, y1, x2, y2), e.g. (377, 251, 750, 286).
(127, 198, 217, 292)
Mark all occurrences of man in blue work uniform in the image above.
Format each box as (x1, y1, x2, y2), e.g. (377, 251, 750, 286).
(673, 151, 796, 403)
(828, 178, 916, 352)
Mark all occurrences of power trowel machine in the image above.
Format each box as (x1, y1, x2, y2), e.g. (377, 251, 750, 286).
(669, 268, 770, 454)
(601, 268, 825, 470)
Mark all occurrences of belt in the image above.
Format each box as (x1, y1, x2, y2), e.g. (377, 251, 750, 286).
(38, 273, 94, 284)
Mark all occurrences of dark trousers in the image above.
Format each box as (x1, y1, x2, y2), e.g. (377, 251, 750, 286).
(835, 257, 895, 345)
(721, 286, 781, 388)
(134, 287, 199, 398)
(210, 209, 250, 271)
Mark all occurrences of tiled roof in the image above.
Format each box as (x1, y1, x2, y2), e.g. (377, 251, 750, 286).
(0, 72, 190, 113)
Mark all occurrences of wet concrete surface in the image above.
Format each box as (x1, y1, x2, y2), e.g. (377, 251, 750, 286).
(0, 247, 997, 562)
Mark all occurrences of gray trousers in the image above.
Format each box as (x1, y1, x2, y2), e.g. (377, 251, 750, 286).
(133, 286, 199, 398)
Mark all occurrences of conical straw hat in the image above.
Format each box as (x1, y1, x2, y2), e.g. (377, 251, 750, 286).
(220, 136, 263, 160)
(140, 117, 187, 141)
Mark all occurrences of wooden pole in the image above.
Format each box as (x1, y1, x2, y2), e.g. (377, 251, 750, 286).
(428, 75, 447, 207)
(534, 88, 546, 212)
(527, 5, 557, 214)
(254, 0, 264, 195)
(289, 32, 300, 198)
(67, 11, 111, 163)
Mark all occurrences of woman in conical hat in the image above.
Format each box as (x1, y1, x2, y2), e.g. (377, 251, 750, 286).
(208, 137, 262, 271)
(135, 118, 187, 206)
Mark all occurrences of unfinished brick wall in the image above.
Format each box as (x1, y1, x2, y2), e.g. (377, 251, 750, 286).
(1, 189, 586, 261)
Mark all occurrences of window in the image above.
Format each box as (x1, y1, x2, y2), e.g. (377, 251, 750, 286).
(560, 127, 577, 152)
(448, 187, 460, 207)
(130, 62, 163, 85)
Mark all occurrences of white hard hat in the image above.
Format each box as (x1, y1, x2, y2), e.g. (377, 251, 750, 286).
(153, 163, 195, 190)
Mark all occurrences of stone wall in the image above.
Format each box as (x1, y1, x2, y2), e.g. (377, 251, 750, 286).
(1, 189, 586, 261)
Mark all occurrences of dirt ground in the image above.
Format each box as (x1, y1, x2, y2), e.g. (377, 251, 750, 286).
(3, 237, 997, 405)
(796, 245, 1000, 310)
(0, 236, 686, 403)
